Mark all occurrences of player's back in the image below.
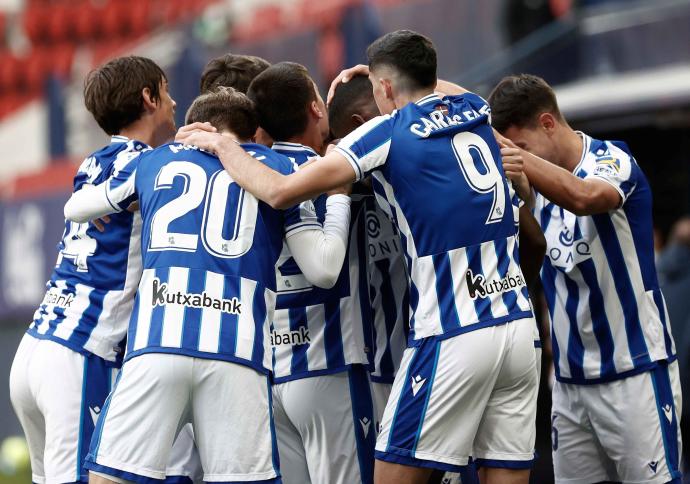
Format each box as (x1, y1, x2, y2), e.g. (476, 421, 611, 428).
(29, 136, 149, 363)
(337, 93, 532, 342)
(128, 142, 293, 372)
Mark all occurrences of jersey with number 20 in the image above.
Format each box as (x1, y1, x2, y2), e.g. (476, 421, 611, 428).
(104, 142, 314, 373)
(335, 93, 532, 343)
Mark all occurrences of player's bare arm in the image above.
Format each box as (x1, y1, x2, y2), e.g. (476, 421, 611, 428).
(501, 144, 621, 215)
(518, 205, 546, 286)
(176, 124, 356, 209)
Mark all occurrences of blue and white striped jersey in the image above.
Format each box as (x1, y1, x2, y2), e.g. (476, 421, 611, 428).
(29, 136, 149, 364)
(104, 142, 316, 373)
(335, 93, 533, 343)
(363, 195, 409, 383)
(270, 142, 368, 382)
(537, 133, 675, 384)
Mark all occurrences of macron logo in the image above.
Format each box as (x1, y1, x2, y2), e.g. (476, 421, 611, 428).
(360, 417, 371, 439)
(411, 375, 426, 397)
(648, 461, 658, 473)
(89, 406, 101, 426)
(663, 404, 673, 424)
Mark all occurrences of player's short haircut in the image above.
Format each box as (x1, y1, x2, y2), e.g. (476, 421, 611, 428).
(247, 62, 316, 141)
(487, 74, 563, 132)
(84, 56, 166, 136)
(185, 86, 258, 141)
(328, 74, 377, 139)
(366, 30, 437, 92)
(199, 54, 271, 94)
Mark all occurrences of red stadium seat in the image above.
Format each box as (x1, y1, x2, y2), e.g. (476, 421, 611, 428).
(22, 49, 49, 94)
(0, 51, 21, 92)
(46, 3, 71, 44)
(23, 5, 48, 44)
(74, 2, 98, 43)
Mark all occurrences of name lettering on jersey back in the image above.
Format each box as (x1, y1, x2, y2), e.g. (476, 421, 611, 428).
(270, 327, 310, 346)
(150, 277, 241, 314)
(466, 269, 525, 300)
(41, 288, 74, 309)
(409, 105, 490, 138)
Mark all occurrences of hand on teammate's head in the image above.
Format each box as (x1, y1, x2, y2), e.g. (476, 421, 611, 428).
(174, 122, 217, 144)
(327, 64, 370, 106)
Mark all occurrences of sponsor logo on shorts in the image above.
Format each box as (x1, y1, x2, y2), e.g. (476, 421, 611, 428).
(465, 269, 525, 300)
(89, 406, 101, 426)
(360, 417, 371, 439)
(411, 374, 426, 397)
(648, 461, 658, 473)
(663, 404, 673, 423)
(270, 327, 311, 346)
(151, 277, 241, 315)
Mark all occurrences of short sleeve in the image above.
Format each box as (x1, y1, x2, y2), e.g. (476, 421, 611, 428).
(334, 114, 394, 181)
(584, 146, 637, 205)
(105, 153, 141, 211)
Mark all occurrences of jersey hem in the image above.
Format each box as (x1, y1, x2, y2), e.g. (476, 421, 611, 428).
(25, 330, 122, 367)
(408, 311, 533, 347)
(124, 347, 270, 375)
(374, 449, 468, 473)
(555, 355, 677, 385)
(272, 364, 353, 384)
(369, 374, 396, 384)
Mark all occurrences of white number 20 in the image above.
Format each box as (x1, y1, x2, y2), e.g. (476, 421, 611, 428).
(451, 131, 506, 224)
(149, 161, 258, 258)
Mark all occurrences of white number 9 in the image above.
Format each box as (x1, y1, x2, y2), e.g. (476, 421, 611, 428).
(451, 131, 506, 224)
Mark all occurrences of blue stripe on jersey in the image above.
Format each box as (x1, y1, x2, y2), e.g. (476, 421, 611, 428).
(289, 307, 309, 374)
(653, 290, 674, 358)
(563, 275, 585, 380)
(69, 290, 106, 350)
(357, 213, 374, 373)
(218, 276, 239, 355)
(375, 258, 397, 377)
(465, 245, 493, 321)
(542, 261, 562, 379)
(147, 267, 168, 348)
(511, 238, 531, 305)
(592, 213, 651, 367)
(181, 272, 204, 350)
(431, 253, 461, 333)
(251, 287, 265, 366)
(494, 238, 519, 312)
(578, 259, 616, 377)
(324, 300, 346, 368)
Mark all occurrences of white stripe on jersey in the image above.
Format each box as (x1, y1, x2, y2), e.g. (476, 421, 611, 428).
(235, 278, 258, 362)
(198, 271, 224, 353)
(160, 267, 188, 348)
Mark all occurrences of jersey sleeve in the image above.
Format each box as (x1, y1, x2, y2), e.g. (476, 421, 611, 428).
(334, 114, 394, 181)
(104, 153, 140, 211)
(584, 145, 637, 205)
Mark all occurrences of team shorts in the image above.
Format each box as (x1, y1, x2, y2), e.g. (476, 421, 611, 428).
(552, 360, 682, 484)
(272, 365, 375, 484)
(85, 353, 279, 483)
(9, 334, 117, 484)
(165, 424, 203, 483)
(376, 317, 539, 472)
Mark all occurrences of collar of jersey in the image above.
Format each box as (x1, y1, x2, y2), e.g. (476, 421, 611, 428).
(572, 131, 591, 174)
(111, 135, 129, 144)
(272, 141, 318, 157)
(414, 93, 442, 106)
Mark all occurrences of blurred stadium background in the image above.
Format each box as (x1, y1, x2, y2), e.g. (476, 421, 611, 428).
(0, 0, 688, 482)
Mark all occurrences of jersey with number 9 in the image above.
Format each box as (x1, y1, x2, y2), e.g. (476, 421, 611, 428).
(335, 93, 533, 343)
(106, 142, 318, 373)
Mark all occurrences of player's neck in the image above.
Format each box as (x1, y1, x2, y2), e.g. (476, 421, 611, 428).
(119, 117, 171, 149)
(558, 127, 585, 172)
(394, 87, 435, 109)
(286, 131, 322, 155)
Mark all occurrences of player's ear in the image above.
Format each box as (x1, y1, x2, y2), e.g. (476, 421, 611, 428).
(538, 112, 557, 133)
(382, 79, 394, 101)
(310, 100, 324, 120)
(142, 87, 157, 113)
(352, 113, 366, 127)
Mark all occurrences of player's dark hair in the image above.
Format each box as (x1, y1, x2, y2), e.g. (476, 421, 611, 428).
(487, 74, 563, 133)
(366, 30, 437, 92)
(247, 62, 316, 141)
(328, 74, 378, 139)
(199, 54, 271, 94)
(84, 56, 166, 136)
(185, 87, 258, 141)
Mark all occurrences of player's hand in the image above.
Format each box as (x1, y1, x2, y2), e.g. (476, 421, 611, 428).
(126, 201, 139, 213)
(500, 145, 531, 201)
(174, 122, 217, 143)
(178, 130, 224, 154)
(91, 215, 111, 232)
(327, 64, 370, 106)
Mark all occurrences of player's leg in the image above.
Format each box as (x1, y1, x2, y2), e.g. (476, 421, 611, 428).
(280, 366, 376, 484)
(85, 353, 193, 482)
(9, 334, 46, 484)
(164, 423, 203, 484)
(375, 328, 506, 484)
(471, 318, 538, 484)
(191, 359, 279, 483)
(272, 382, 311, 484)
(551, 380, 612, 483)
(587, 360, 682, 484)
